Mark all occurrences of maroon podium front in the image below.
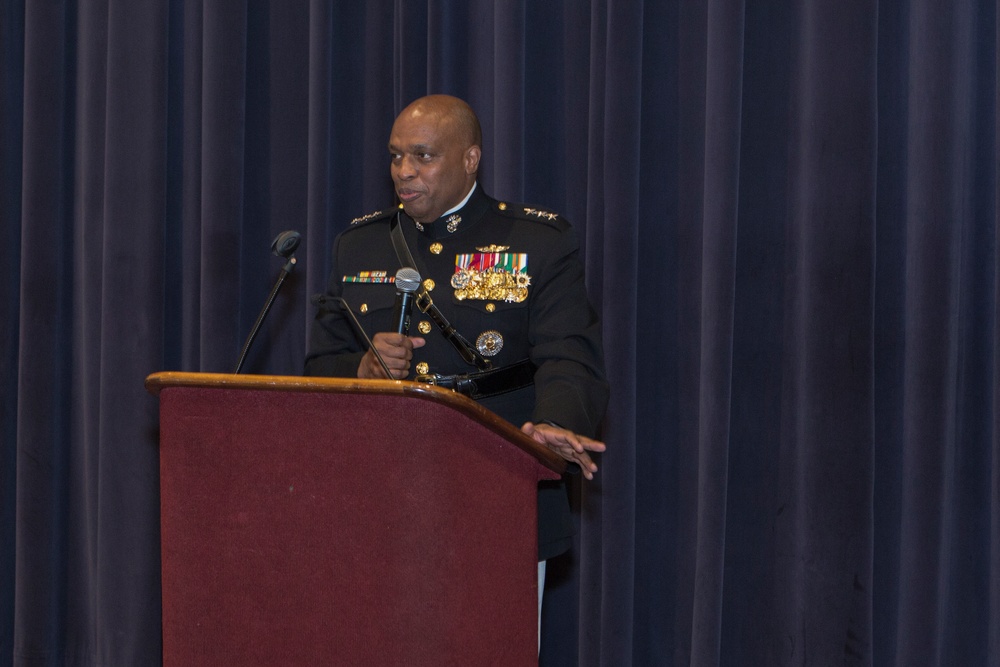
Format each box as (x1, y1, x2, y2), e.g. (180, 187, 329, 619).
(146, 372, 563, 667)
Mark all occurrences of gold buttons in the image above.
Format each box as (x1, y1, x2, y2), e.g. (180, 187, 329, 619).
(485, 303, 496, 312)
(430, 242, 443, 255)
(360, 303, 368, 314)
(423, 279, 436, 291)
(498, 202, 507, 211)
(418, 321, 432, 335)
(416, 362, 429, 375)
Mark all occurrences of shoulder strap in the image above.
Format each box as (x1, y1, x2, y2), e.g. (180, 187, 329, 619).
(390, 213, 421, 273)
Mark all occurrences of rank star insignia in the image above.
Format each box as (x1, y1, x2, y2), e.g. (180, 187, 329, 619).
(446, 214, 461, 233)
(350, 210, 385, 225)
(523, 207, 559, 221)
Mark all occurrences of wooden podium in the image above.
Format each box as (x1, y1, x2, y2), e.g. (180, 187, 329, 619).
(145, 372, 563, 666)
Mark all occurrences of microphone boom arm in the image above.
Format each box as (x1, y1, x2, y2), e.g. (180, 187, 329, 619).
(234, 229, 302, 374)
(234, 257, 296, 374)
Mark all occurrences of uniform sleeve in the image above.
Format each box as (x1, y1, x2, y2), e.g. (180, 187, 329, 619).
(304, 234, 366, 378)
(527, 224, 609, 438)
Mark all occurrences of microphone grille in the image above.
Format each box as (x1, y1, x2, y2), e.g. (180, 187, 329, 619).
(271, 230, 301, 258)
(395, 267, 421, 293)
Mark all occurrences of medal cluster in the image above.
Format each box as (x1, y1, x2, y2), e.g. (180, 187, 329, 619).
(451, 268, 531, 303)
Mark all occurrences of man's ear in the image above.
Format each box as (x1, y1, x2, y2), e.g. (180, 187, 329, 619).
(465, 145, 482, 175)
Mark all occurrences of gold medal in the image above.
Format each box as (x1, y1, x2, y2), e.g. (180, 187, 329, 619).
(451, 252, 530, 303)
(476, 331, 504, 357)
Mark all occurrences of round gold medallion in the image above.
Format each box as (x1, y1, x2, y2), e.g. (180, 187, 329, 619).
(485, 303, 496, 312)
(416, 362, 429, 375)
(423, 278, 436, 292)
(418, 321, 432, 335)
(476, 330, 504, 357)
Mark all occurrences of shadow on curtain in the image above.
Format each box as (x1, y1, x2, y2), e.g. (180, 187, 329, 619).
(1, 1, 996, 665)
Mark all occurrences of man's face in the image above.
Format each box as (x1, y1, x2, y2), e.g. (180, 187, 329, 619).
(388, 108, 480, 224)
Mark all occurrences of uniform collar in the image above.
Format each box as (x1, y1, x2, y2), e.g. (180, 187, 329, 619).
(404, 184, 492, 241)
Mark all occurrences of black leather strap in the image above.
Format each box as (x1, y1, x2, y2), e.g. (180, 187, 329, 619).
(416, 359, 536, 399)
(390, 214, 420, 272)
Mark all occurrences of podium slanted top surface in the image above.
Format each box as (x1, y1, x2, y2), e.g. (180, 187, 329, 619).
(146, 371, 566, 475)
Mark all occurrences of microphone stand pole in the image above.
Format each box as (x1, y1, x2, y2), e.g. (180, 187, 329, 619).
(234, 255, 297, 374)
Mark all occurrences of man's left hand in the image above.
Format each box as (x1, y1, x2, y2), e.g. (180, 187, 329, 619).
(520, 422, 606, 480)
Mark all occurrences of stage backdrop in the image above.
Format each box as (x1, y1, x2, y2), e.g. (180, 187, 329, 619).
(1, 1, 997, 665)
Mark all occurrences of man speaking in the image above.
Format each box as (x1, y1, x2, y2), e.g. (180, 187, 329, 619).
(305, 94, 609, 607)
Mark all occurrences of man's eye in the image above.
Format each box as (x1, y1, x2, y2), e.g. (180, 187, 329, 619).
(418, 153, 433, 160)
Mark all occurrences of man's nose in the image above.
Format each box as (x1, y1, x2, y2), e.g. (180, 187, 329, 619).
(396, 156, 417, 179)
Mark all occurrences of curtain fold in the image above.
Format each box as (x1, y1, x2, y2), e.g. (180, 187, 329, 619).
(0, 0, 24, 657)
(15, 0, 79, 660)
(889, 1, 997, 663)
(684, 0, 745, 663)
(769, 1, 877, 662)
(2, 1, 998, 665)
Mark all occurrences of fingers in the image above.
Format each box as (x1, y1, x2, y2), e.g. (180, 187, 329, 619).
(521, 422, 605, 480)
(357, 333, 425, 379)
(522, 422, 606, 453)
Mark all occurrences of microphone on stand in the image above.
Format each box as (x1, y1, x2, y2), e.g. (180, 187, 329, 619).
(234, 230, 301, 374)
(271, 230, 301, 261)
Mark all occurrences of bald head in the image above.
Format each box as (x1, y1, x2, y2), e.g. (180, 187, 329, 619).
(398, 95, 482, 150)
(388, 95, 483, 223)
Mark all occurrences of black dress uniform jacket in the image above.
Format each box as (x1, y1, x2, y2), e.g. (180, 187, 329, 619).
(305, 184, 609, 560)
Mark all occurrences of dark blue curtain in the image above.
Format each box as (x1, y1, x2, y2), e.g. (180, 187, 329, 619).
(1, 1, 997, 665)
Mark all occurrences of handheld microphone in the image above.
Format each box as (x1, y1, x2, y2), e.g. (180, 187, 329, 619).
(392, 267, 421, 334)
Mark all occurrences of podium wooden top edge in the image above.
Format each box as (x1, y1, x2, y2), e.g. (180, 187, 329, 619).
(145, 371, 566, 475)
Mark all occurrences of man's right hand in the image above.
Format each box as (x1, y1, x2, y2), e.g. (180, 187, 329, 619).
(357, 332, 426, 379)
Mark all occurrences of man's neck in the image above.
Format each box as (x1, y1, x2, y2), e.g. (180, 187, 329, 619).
(440, 182, 477, 218)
